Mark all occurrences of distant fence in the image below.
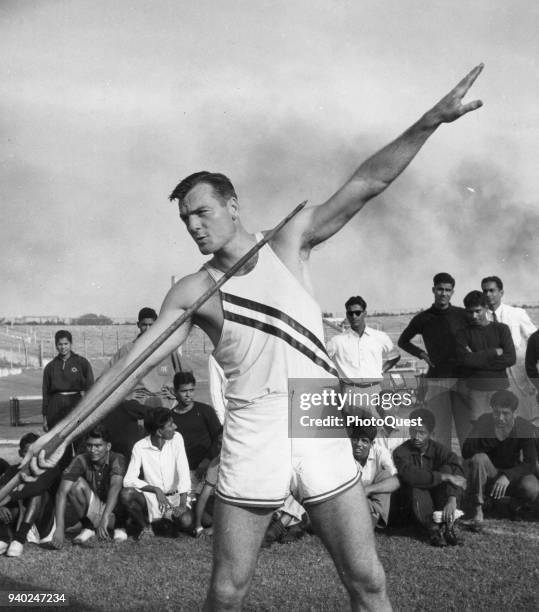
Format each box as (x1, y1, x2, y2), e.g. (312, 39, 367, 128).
(0, 324, 214, 369)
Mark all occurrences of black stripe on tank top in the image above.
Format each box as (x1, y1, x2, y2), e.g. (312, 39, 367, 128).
(221, 292, 331, 359)
(223, 311, 339, 378)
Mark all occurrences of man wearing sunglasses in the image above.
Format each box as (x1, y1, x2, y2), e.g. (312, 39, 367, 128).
(327, 296, 400, 416)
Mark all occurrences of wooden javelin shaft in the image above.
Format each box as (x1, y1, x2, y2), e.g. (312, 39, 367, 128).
(0, 200, 306, 503)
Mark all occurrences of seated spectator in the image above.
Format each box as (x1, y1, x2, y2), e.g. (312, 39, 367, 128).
(462, 389, 539, 528)
(193, 451, 220, 538)
(262, 495, 309, 548)
(0, 433, 60, 557)
(49, 426, 127, 549)
(122, 408, 192, 539)
(170, 372, 222, 496)
(349, 422, 399, 528)
(393, 408, 466, 546)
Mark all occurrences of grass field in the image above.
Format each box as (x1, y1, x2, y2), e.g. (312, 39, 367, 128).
(0, 313, 538, 610)
(0, 519, 537, 611)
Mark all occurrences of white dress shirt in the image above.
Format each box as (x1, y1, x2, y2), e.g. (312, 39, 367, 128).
(327, 326, 399, 380)
(488, 303, 536, 355)
(356, 443, 397, 486)
(124, 432, 191, 521)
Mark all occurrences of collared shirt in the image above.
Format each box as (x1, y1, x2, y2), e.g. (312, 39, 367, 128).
(123, 432, 190, 495)
(63, 451, 126, 502)
(462, 413, 537, 481)
(355, 443, 397, 486)
(327, 326, 399, 380)
(487, 303, 537, 355)
(393, 439, 464, 495)
(42, 352, 94, 414)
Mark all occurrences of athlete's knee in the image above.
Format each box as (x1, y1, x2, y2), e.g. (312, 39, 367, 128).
(344, 557, 387, 604)
(206, 576, 250, 610)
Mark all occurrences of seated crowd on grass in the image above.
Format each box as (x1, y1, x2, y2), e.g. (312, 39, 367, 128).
(1, 278, 538, 557)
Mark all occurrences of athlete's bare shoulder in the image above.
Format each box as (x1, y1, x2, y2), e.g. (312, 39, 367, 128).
(163, 268, 215, 311)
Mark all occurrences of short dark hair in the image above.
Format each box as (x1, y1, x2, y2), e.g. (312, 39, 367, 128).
(433, 272, 455, 288)
(463, 290, 488, 309)
(145, 407, 174, 435)
(481, 276, 503, 290)
(55, 330, 72, 345)
(348, 423, 377, 442)
(173, 371, 196, 389)
(169, 171, 237, 205)
(138, 307, 157, 322)
(19, 432, 39, 451)
(86, 425, 111, 443)
(409, 408, 435, 433)
(345, 296, 367, 311)
(490, 389, 518, 412)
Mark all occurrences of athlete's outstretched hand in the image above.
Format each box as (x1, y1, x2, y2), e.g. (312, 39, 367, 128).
(424, 64, 484, 126)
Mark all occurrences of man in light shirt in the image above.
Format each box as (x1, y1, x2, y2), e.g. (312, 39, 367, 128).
(481, 276, 537, 421)
(122, 408, 192, 539)
(327, 296, 400, 417)
(348, 421, 399, 528)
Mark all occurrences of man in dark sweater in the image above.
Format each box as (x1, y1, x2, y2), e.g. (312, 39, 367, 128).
(456, 291, 516, 428)
(393, 408, 466, 546)
(170, 372, 222, 495)
(462, 390, 538, 526)
(398, 272, 468, 449)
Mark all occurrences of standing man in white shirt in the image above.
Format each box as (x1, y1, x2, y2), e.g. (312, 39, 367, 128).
(481, 276, 538, 421)
(327, 296, 400, 417)
(122, 408, 192, 539)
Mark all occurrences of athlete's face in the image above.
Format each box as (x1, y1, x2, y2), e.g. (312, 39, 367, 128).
(56, 338, 72, 358)
(481, 281, 503, 309)
(179, 183, 238, 255)
(174, 383, 195, 409)
(432, 283, 454, 309)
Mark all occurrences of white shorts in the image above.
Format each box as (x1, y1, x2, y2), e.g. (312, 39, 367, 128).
(87, 491, 107, 528)
(216, 397, 359, 508)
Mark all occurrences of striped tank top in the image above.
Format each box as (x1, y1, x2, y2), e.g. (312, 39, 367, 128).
(204, 233, 338, 409)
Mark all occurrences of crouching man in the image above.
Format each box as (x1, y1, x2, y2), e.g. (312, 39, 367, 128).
(462, 389, 539, 528)
(393, 408, 466, 546)
(50, 425, 127, 548)
(349, 422, 400, 528)
(122, 408, 192, 539)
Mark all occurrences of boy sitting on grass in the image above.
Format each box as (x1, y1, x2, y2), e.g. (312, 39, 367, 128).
(348, 422, 400, 528)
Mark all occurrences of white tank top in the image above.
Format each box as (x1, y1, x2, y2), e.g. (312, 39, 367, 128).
(204, 234, 338, 409)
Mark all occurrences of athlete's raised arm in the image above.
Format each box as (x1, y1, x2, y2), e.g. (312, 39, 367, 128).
(295, 64, 484, 249)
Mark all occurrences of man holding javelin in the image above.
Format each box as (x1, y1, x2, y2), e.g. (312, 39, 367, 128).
(29, 65, 483, 611)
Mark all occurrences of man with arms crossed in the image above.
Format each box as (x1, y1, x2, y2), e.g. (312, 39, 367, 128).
(31, 66, 483, 611)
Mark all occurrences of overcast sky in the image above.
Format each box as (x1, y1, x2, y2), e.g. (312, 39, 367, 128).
(2, 0, 538, 318)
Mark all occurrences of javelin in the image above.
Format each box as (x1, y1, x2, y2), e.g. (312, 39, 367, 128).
(0, 200, 307, 502)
